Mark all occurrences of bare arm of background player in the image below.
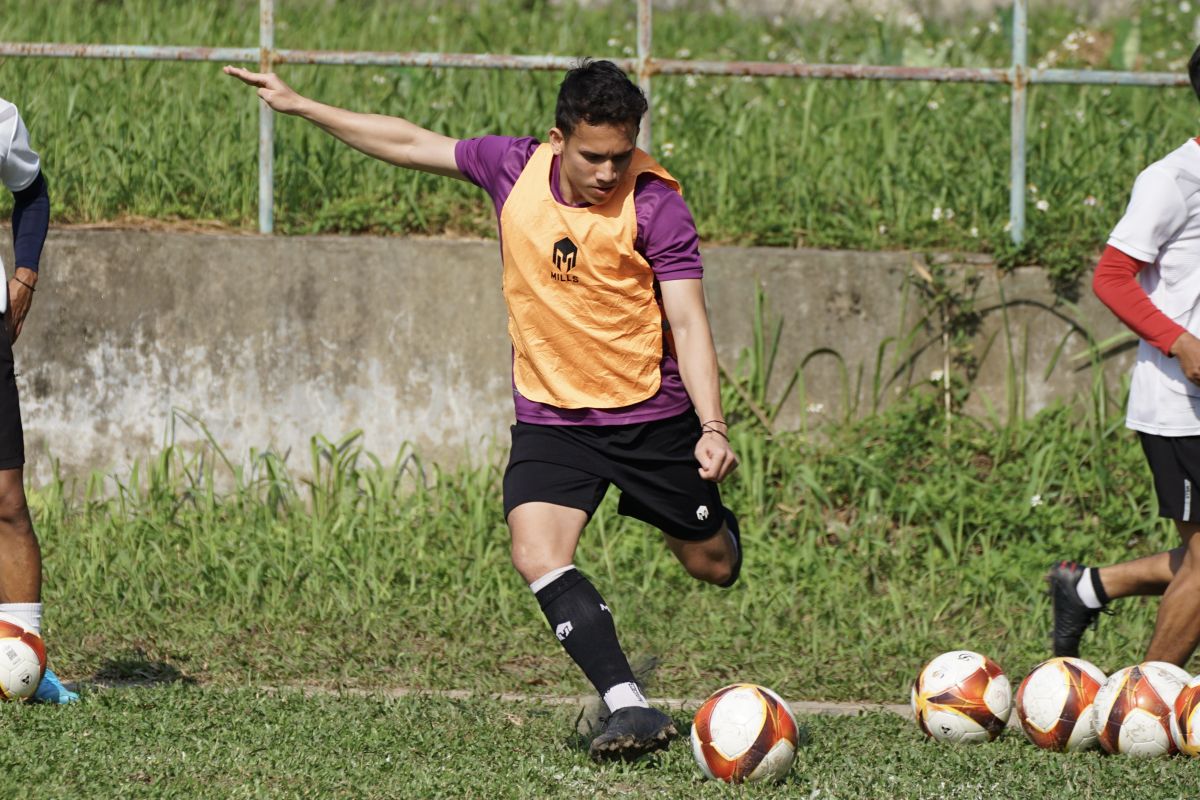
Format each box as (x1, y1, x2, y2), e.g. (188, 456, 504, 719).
(660, 278, 738, 482)
(223, 66, 464, 180)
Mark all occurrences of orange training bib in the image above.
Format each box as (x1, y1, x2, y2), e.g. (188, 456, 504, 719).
(499, 144, 681, 409)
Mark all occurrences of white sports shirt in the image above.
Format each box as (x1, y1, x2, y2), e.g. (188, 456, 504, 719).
(1109, 139, 1200, 436)
(0, 98, 41, 315)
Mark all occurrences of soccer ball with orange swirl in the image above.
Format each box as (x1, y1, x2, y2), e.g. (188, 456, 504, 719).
(690, 683, 799, 783)
(911, 650, 1012, 744)
(0, 612, 46, 701)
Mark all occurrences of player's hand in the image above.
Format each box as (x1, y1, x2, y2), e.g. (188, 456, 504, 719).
(223, 66, 306, 115)
(1171, 331, 1200, 387)
(696, 430, 738, 483)
(5, 268, 36, 344)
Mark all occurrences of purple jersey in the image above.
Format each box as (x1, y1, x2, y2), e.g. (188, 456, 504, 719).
(455, 135, 701, 425)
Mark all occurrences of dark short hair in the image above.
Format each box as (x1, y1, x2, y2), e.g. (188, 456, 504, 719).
(1190, 43, 1200, 102)
(555, 59, 648, 137)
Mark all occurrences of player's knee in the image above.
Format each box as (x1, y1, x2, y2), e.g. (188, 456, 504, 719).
(511, 549, 557, 585)
(0, 488, 29, 532)
(685, 556, 733, 586)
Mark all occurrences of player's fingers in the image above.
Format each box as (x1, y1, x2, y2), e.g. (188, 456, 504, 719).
(223, 65, 268, 86)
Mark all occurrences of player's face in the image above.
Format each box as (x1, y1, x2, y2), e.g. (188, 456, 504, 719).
(549, 121, 637, 206)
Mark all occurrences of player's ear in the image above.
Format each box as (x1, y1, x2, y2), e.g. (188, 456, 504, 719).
(548, 127, 566, 155)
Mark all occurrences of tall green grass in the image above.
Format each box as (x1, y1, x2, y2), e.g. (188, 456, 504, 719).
(28, 354, 1171, 704)
(1, 0, 1198, 285)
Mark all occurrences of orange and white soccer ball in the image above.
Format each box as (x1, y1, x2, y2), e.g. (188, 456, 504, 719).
(1015, 657, 1107, 752)
(1093, 661, 1190, 757)
(1169, 674, 1200, 756)
(911, 650, 1012, 743)
(0, 612, 46, 701)
(690, 683, 799, 783)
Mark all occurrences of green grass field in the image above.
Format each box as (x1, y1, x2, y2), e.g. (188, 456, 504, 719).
(5, 1, 1200, 795)
(6, 378, 1195, 797)
(1, 691, 1192, 799)
(2, 0, 1200, 284)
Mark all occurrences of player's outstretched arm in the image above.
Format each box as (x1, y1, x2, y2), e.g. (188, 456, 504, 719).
(660, 278, 738, 482)
(223, 66, 464, 179)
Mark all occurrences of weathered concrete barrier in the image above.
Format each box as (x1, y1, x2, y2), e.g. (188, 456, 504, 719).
(1, 229, 1127, 481)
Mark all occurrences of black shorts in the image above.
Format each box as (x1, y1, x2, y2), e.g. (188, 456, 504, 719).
(503, 410, 727, 541)
(0, 313, 22, 470)
(1139, 432, 1200, 522)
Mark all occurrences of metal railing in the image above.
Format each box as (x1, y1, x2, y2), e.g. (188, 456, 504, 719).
(0, 0, 1189, 243)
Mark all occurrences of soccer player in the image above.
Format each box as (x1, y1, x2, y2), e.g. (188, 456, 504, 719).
(1049, 46, 1200, 667)
(224, 59, 741, 760)
(0, 97, 78, 702)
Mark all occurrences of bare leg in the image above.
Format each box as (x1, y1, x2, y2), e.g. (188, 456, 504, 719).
(663, 521, 737, 585)
(0, 467, 40, 603)
(1145, 522, 1200, 665)
(507, 501, 586, 583)
(1097, 539, 1192, 599)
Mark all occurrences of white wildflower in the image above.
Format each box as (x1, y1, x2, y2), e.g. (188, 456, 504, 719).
(927, 100, 940, 110)
(878, 224, 888, 235)
(660, 142, 675, 158)
(607, 38, 620, 48)
(970, 226, 980, 238)
(1083, 195, 1098, 207)
(676, 47, 692, 58)
(371, 74, 387, 85)
(932, 207, 944, 222)
(1036, 199, 1050, 212)
(930, 369, 945, 383)
(1030, 494, 1043, 508)
(807, 402, 825, 414)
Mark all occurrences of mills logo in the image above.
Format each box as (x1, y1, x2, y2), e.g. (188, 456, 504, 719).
(551, 237, 580, 283)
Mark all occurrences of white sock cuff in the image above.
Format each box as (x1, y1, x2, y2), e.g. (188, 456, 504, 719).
(603, 681, 650, 713)
(0, 602, 42, 635)
(529, 564, 576, 594)
(1076, 569, 1103, 610)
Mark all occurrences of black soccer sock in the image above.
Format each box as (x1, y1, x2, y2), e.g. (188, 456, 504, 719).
(1090, 568, 1111, 606)
(534, 568, 640, 703)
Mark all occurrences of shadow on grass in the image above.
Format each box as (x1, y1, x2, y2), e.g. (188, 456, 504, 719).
(90, 649, 198, 687)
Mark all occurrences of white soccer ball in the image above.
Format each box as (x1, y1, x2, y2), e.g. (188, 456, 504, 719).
(0, 612, 46, 701)
(1093, 661, 1189, 757)
(1015, 657, 1107, 752)
(690, 683, 799, 783)
(1169, 673, 1200, 756)
(911, 650, 1012, 744)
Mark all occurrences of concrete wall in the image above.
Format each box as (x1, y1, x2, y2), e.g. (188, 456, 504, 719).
(2, 230, 1129, 482)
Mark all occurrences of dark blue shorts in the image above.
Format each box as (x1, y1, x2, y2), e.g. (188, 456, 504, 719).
(503, 410, 727, 541)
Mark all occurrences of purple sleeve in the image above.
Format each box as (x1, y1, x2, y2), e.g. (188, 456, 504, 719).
(635, 176, 703, 281)
(454, 135, 540, 217)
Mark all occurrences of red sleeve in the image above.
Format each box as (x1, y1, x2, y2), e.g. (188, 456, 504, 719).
(1092, 244, 1186, 355)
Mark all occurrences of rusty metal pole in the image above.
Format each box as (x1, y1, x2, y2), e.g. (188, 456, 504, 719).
(1009, 0, 1027, 246)
(636, 0, 652, 152)
(259, 0, 275, 234)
